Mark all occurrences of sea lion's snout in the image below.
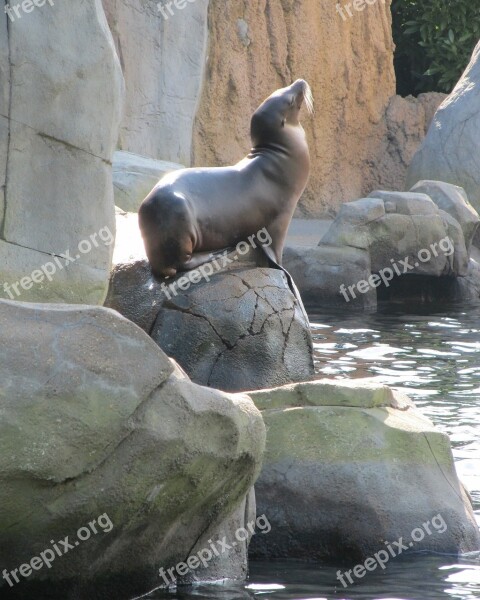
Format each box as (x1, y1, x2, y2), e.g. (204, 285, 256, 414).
(290, 79, 314, 115)
(252, 79, 314, 131)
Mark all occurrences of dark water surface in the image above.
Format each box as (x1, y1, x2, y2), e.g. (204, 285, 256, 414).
(148, 302, 480, 600)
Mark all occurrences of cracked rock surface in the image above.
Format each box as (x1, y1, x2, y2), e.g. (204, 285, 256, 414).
(0, 0, 124, 304)
(407, 41, 480, 214)
(248, 379, 480, 561)
(106, 252, 314, 393)
(0, 299, 265, 599)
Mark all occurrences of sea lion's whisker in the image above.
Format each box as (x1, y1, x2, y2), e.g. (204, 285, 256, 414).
(303, 82, 314, 115)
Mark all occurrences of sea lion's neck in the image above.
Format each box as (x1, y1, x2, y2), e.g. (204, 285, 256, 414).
(246, 133, 310, 194)
(248, 144, 288, 159)
(250, 124, 308, 158)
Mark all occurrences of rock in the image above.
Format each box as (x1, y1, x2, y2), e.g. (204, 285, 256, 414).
(102, 0, 209, 165)
(248, 379, 480, 561)
(0, 299, 265, 599)
(283, 186, 477, 310)
(106, 249, 314, 393)
(410, 180, 480, 252)
(283, 245, 376, 310)
(113, 151, 183, 212)
(407, 41, 480, 213)
(178, 488, 257, 586)
(454, 257, 480, 301)
(321, 192, 468, 277)
(374, 93, 446, 193)
(0, 0, 124, 305)
(437, 209, 471, 276)
(152, 268, 314, 392)
(106, 259, 161, 334)
(358, 243, 480, 306)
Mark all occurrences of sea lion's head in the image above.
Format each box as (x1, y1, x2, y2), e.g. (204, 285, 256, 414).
(250, 79, 314, 148)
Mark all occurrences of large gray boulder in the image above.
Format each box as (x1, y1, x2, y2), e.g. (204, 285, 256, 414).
(248, 379, 480, 561)
(0, 300, 265, 599)
(406, 41, 480, 213)
(0, 0, 124, 305)
(113, 151, 183, 212)
(106, 250, 314, 393)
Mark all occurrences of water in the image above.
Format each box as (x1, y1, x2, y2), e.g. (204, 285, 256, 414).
(147, 301, 480, 600)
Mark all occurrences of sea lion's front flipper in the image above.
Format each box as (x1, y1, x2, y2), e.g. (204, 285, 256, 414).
(180, 248, 236, 271)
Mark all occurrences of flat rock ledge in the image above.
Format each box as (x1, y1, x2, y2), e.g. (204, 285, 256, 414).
(248, 378, 480, 561)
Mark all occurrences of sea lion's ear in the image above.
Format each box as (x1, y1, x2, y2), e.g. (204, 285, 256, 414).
(281, 118, 286, 127)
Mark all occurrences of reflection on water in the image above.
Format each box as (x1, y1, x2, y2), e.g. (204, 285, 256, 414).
(248, 557, 480, 599)
(147, 302, 480, 600)
(148, 555, 480, 600)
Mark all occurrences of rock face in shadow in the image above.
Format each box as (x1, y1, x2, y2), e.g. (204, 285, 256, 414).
(407, 41, 480, 213)
(106, 250, 314, 393)
(0, 0, 124, 304)
(248, 379, 480, 561)
(283, 245, 376, 311)
(0, 300, 265, 600)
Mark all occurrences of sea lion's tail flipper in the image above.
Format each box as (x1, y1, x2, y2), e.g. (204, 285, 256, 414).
(260, 245, 310, 325)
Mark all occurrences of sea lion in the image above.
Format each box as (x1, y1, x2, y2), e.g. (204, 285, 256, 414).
(138, 79, 313, 279)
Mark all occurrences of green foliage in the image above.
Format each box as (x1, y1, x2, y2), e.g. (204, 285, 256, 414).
(392, 0, 480, 95)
